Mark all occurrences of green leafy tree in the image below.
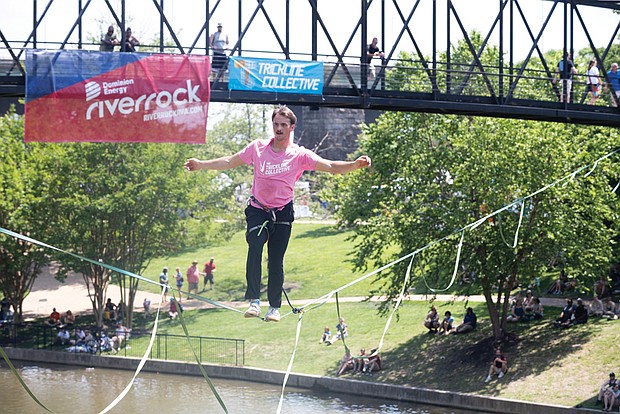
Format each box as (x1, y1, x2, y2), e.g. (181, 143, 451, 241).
(0, 109, 58, 322)
(335, 110, 618, 341)
(44, 142, 197, 328)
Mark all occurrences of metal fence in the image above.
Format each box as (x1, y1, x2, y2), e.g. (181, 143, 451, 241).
(0, 324, 244, 366)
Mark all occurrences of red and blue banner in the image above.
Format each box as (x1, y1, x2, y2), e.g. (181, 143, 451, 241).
(25, 50, 210, 143)
(229, 57, 323, 95)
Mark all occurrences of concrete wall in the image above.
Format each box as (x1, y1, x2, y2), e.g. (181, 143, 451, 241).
(3, 348, 596, 414)
(293, 106, 365, 161)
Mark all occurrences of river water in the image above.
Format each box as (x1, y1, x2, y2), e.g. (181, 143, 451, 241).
(0, 362, 489, 414)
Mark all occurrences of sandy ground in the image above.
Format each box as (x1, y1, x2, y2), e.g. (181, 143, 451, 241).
(21, 265, 150, 318)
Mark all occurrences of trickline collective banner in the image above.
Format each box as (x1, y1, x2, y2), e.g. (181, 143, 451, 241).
(228, 57, 323, 95)
(25, 50, 211, 143)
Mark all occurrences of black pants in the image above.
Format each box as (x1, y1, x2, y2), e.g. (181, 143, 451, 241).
(244, 203, 294, 308)
(212, 52, 227, 72)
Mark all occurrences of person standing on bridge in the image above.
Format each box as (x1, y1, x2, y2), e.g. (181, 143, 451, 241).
(582, 58, 601, 105)
(605, 63, 620, 107)
(184, 106, 371, 322)
(99, 25, 119, 52)
(210, 23, 230, 76)
(366, 37, 384, 80)
(553, 51, 577, 103)
(121, 27, 140, 53)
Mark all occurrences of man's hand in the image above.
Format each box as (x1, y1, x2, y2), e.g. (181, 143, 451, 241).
(184, 158, 201, 172)
(355, 155, 372, 169)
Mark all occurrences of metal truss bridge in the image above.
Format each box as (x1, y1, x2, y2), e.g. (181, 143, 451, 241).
(2, 0, 620, 126)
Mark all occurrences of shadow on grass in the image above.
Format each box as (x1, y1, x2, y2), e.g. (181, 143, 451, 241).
(294, 225, 344, 239)
(205, 279, 246, 302)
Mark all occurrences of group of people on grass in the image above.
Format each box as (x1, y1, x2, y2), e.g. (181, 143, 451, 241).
(319, 317, 348, 346)
(55, 323, 130, 354)
(553, 297, 589, 328)
(318, 317, 383, 376)
(104, 298, 125, 323)
(337, 348, 382, 376)
(506, 289, 544, 323)
(45, 308, 75, 328)
(423, 306, 477, 335)
(158, 259, 217, 304)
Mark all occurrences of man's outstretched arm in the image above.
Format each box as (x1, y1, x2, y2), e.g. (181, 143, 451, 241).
(314, 155, 371, 175)
(184, 153, 245, 171)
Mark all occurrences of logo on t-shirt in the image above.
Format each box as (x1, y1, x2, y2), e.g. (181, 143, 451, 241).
(262, 160, 291, 175)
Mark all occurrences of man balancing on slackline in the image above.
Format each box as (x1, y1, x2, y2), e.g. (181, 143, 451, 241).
(184, 105, 371, 322)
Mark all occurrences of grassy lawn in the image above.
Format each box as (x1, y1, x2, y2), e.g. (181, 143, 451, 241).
(106, 222, 620, 409)
(142, 221, 374, 300)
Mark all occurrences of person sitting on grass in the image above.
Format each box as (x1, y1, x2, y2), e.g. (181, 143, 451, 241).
(326, 317, 348, 345)
(437, 311, 454, 335)
(61, 310, 75, 327)
(548, 272, 564, 295)
(485, 348, 507, 382)
(603, 383, 620, 412)
(602, 298, 618, 320)
(46, 308, 61, 327)
(168, 298, 179, 320)
(336, 350, 355, 376)
(529, 297, 544, 320)
(453, 307, 477, 334)
(589, 296, 604, 318)
(352, 348, 368, 373)
(71, 328, 86, 346)
(594, 277, 611, 299)
(554, 298, 575, 327)
(597, 372, 618, 406)
(523, 290, 535, 311)
(506, 299, 525, 323)
(111, 322, 130, 351)
(362, 349, 382, 374)
(572, 298, 589, 325)
(423, 305, 440, 333)
(319, 326, 331, 344)
(56, 328, 70, 345)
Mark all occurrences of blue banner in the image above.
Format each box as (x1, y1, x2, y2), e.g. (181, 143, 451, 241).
(229, 57, 323, 94)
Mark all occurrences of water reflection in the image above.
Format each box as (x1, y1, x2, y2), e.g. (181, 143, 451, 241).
(0, 362, 489, 414)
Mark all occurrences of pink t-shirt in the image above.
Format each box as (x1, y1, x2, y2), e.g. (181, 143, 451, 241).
(238, 138, 320, 209)
(186, 265, 200, 284)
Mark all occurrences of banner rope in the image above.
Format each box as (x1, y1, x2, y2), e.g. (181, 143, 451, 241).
(276, 310, 304, 414)
(98, 286, 167, 414)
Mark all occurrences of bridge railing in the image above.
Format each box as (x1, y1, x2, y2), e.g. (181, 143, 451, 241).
(2, 42, 616, 109)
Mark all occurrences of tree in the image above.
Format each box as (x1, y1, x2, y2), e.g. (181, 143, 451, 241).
(335, 109, 619, 341)
(44, 142, 198, 328)
(0, 108, 56, 322)
(330, 30, 620, 342)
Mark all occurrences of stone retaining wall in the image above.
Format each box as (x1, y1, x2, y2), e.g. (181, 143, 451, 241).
(3, 348, 596, 414)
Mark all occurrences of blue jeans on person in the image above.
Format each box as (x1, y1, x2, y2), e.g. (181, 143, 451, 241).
(244, 202, 294, 308)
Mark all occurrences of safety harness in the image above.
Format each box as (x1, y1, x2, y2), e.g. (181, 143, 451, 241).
(246, 196, 292, 236)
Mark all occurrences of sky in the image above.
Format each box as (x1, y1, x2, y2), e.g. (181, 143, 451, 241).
(2, 0, 620, 64)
